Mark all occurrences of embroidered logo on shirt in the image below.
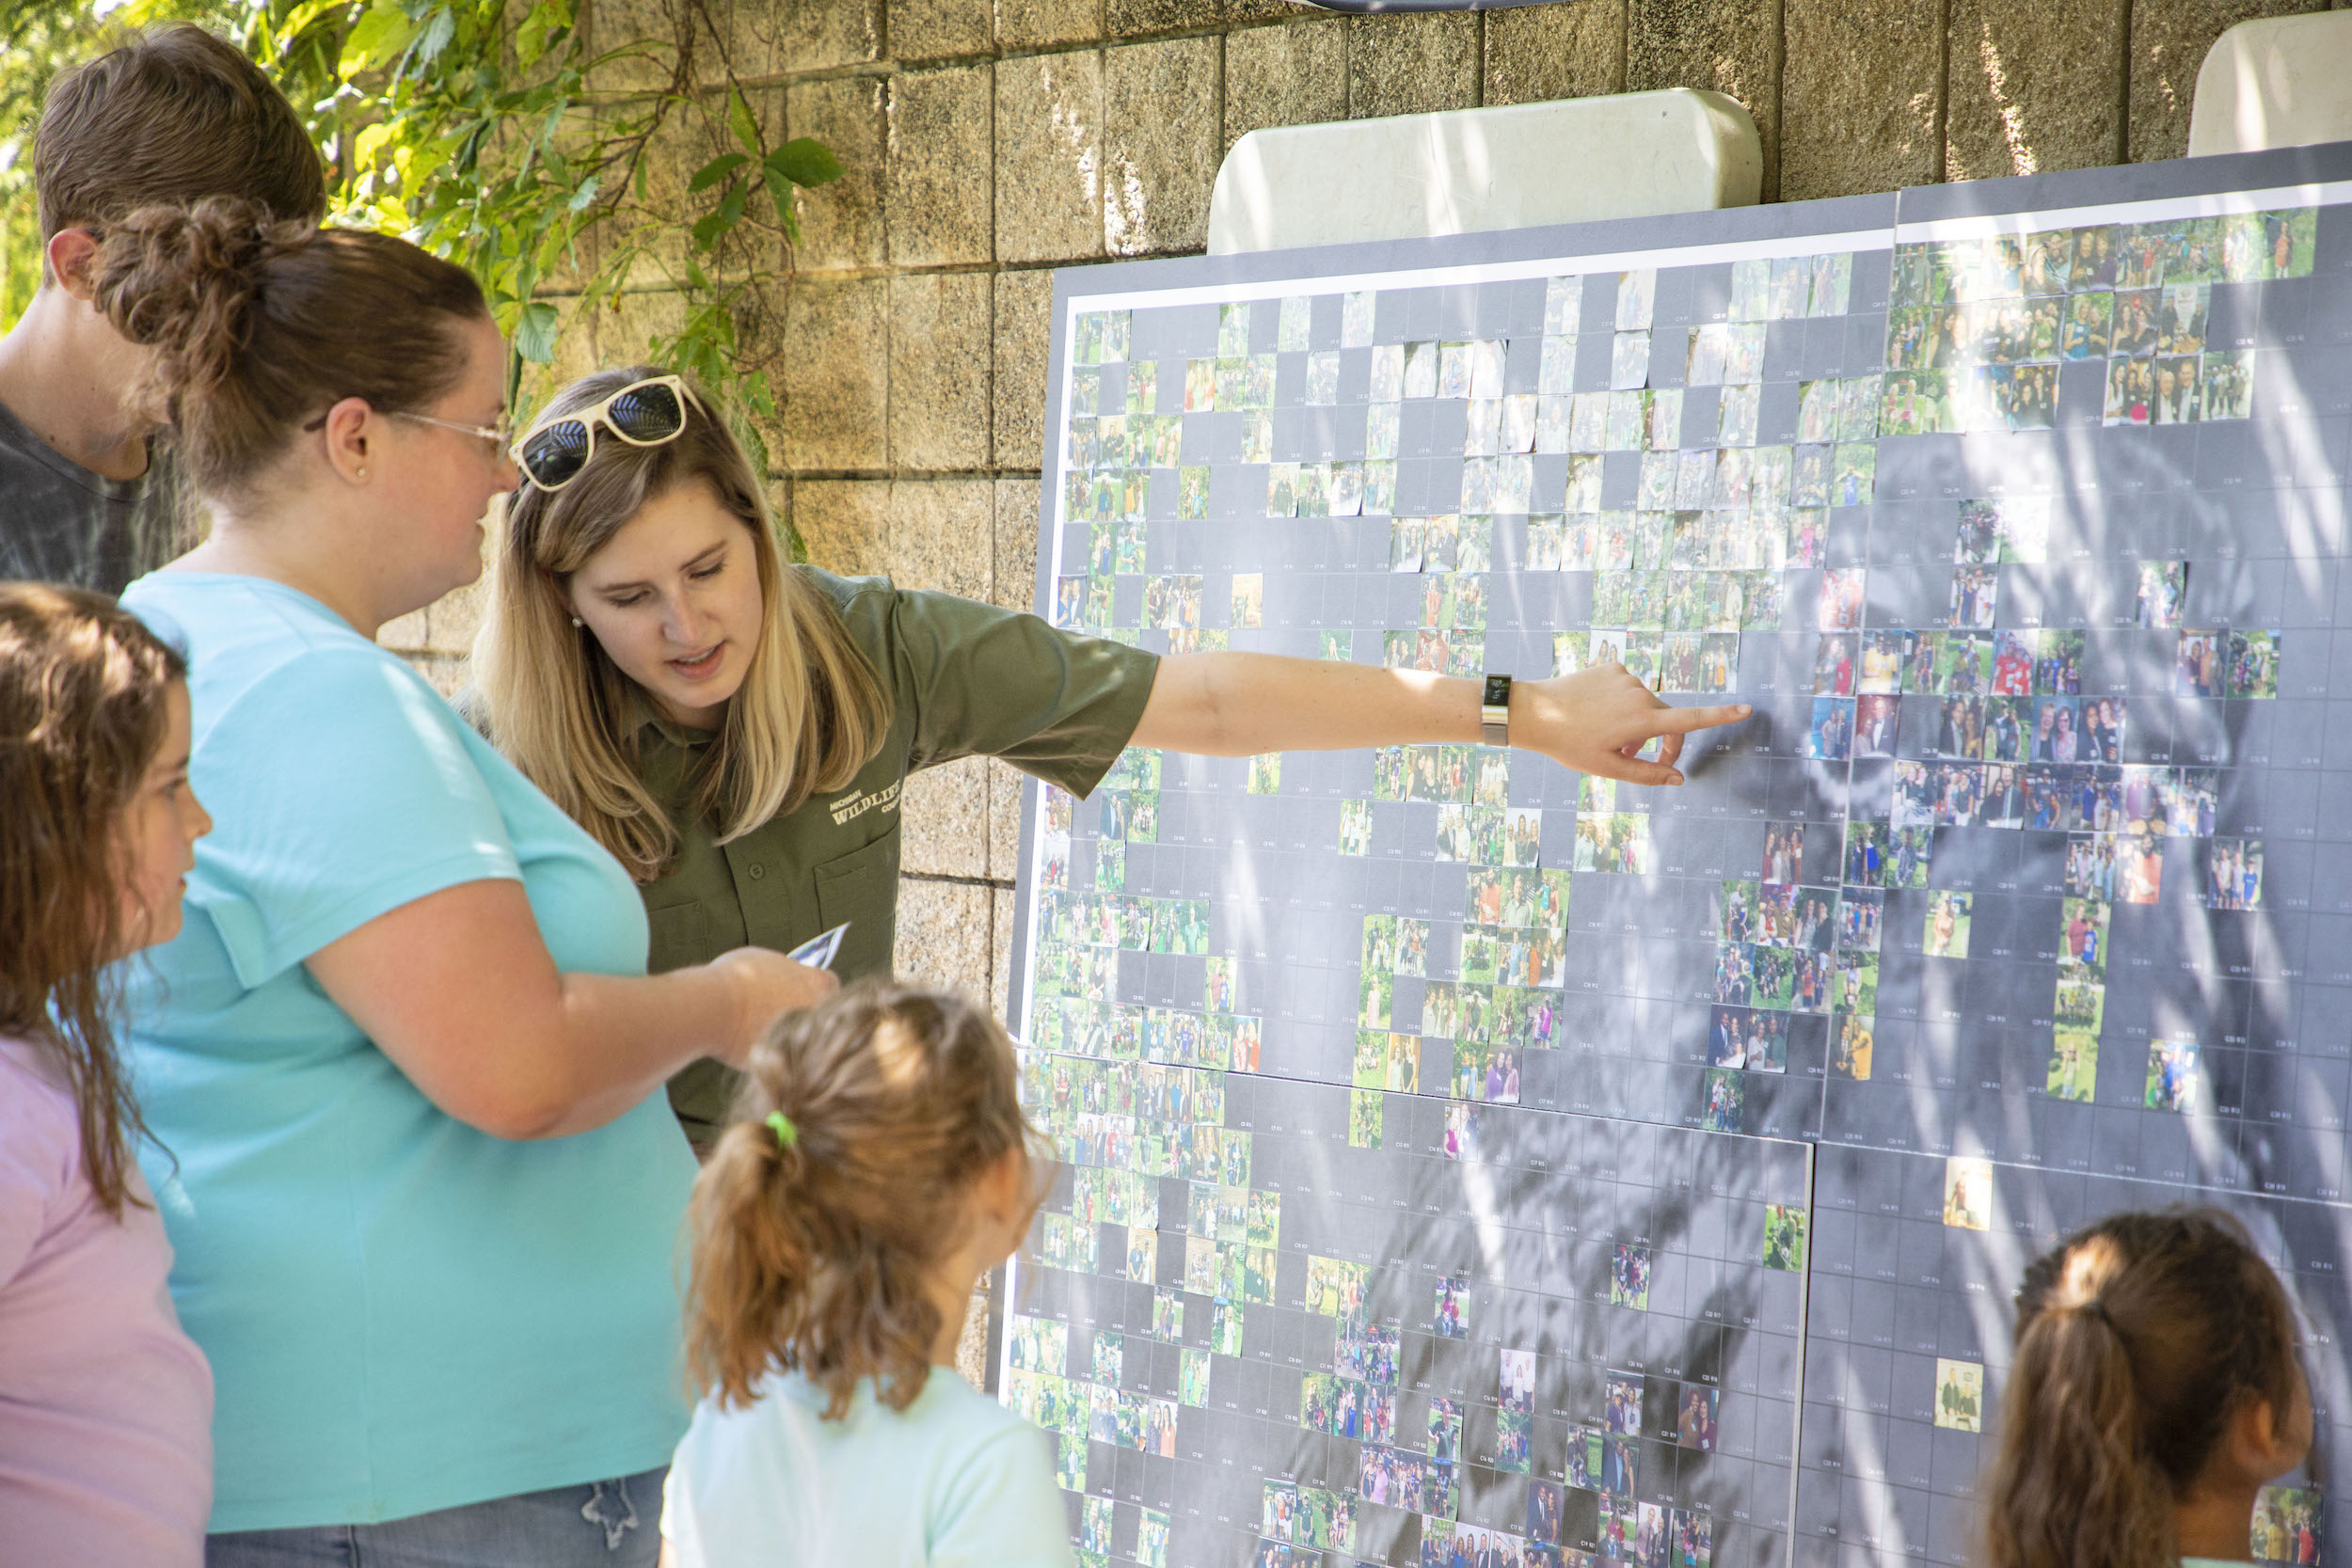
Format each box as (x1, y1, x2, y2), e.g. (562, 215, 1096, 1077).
(828, 779, 902, 827)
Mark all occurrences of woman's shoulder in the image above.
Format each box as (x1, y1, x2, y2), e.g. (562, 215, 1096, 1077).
(0, 1036, 78, 1185)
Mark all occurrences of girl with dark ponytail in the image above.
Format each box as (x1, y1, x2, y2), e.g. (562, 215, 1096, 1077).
(1983, 1208, 2311, 1568)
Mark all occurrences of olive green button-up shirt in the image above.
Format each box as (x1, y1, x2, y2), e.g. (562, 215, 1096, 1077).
(644, 567, 1158, 1147)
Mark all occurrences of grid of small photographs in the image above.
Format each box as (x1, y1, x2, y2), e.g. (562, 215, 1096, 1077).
(1024, 171, 2352, 1568)
(1881, 208, 2313, 434)
(1009, 1050, 1814, 1568)
(1797, 1146, 2348, 1565)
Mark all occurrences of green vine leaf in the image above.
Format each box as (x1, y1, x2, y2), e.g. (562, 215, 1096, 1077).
(768, 137, 844, 188)
(687, 152, 749, 194)
(513, 299, 561, 364)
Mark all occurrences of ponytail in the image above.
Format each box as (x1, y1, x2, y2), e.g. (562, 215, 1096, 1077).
(1981, 1209, 2302, 1568)
(684, 981, 1044, 1419)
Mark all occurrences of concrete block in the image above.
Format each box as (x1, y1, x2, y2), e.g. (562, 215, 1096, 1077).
(791, 479, 894, 578)
(996, 0, 1103, 51)
(993, 270, 1056, 469)
(888, 64, 996, 266)
(2187, 9, 2352, 154)
(1222, 17, 1348, 158)
(1946, 0, 2125, 181)
(585, 0, 684, 95)
(1209, 89, 1759, 255)
(1108, 0, 1221, 38)
(894, 876, 994, 991)
(1780, 0, 1942, 200)
(902, 756, 991, 878)
(1481, 2, 1628, 108)
(993, 477, 1041, 614)
(890, 0, 993, 61)
(782, 276, 889, 469)
(891, 273, 994, 469)
(2130, 0, 2325, 165)
(996, 50, 1106, 264)
(888, 479, 995, 599)
(727, 0, 882, 75)
(987, 757, 1027, 880)
(1629, 0, 1779, 200)
(1348, 11, 1480, 122)
(787, 75, 888, 272)
(1105, 36, 1220, 255)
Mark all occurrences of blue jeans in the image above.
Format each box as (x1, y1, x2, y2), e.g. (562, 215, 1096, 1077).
(205, 1468, 664, 1568)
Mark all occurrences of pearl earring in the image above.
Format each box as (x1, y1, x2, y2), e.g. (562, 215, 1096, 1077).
(570, 616, 583, 627)
(356, 467, 368, 480)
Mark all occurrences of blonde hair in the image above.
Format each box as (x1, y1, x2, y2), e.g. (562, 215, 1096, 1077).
(473, 367, 891, 882)
(686, 980, 1046, 1418)
(1981, 1207, 2303, 1568)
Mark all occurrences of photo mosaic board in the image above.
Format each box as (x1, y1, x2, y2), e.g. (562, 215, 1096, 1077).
(1005, 143, 2352, 1568)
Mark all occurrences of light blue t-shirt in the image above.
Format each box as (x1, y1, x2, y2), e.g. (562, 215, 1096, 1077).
(120, 574, 699, 1531)
(661, 1367, 1074, 1568)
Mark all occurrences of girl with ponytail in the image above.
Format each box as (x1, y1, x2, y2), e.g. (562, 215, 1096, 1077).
(1983, 1208, 2311, 1568)
(666, 980, 1068, 1568)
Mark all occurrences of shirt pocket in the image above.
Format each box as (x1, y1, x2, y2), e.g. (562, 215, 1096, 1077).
(814, 824, 902, 982)
(645, 900, 710, 974)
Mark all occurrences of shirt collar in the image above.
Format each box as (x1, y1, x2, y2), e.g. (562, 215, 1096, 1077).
(621, 685, 719, 748)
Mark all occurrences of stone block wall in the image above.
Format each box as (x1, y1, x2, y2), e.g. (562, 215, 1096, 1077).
(386, 0, 2351, 1022)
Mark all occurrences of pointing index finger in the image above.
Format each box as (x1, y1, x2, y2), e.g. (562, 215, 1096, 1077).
(1642, 702, 1753, 735)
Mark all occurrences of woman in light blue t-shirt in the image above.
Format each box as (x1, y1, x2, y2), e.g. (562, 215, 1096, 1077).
(94, 201, 832, 1566)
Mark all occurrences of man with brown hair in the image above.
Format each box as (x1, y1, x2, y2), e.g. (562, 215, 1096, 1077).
(0, 24, 324, 592)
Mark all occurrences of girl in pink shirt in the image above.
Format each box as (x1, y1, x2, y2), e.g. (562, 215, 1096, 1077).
(0, 584, 215, 1566)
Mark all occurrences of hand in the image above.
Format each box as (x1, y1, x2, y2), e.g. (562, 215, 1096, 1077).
(1513, 664, 1751, 786)
(705, 946, 840, 1065)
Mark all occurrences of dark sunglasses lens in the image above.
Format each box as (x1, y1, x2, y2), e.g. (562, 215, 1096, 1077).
(522, 420, 590, 487)
(608, 383, 685, 441)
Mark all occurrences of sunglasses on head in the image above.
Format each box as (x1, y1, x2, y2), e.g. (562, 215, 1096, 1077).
(510, 374, 701, 491)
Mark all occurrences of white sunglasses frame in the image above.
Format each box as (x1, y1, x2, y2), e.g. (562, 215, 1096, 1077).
(508, 374, 704, 491)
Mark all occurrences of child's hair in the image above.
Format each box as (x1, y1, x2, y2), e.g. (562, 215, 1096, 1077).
(0, 583, 188, 1216)
(1981, 1207, 2303, 1568)
(686, 980, 1043, 1419)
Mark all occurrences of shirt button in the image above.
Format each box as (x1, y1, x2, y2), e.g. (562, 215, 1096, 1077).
(747, 863, 766, 880)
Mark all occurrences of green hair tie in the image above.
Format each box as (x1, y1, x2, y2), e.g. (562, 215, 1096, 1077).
(765, 1111, 800, 1149)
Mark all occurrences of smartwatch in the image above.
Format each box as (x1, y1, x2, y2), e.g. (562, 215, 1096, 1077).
(1480, 673, 1513, 748)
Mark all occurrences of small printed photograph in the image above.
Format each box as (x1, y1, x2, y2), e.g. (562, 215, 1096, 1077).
(1819, 568, 1866, 631)
(1677, 1384, 1719, 1451)
(1433, 1273, 1470, 1338)
(1605, 1373, 1645, 1435)
(2202, 348, 2256, 420)
(2060, 895, 2112, 978)
(1526, 1480, 1565, 1547)
(1807, 696, 1855, 762)
(2152, 354, 2202, 423)
(2145, 1037, 2204, 1112)
(1390, 515, 1426, 572)
(2226, 628, 2281, 699)
(1922, 889, 1972, 958)
(1498, 1348, 1537, 1414)
(2054, 976, 2106, 1035)
(1247, 752, 1282, 795)
(1229, 573, 1264, 629)
(1933, 1358, 1985, 1433)
(2249, 1484, 2323, 1566)
(1442, 1101, 1481, 1162)
(2137, 560, 2187, 628)
(2046, 1029, 2099, 1102)
(1832, 442, 1876, 507)
(2036, 628, 2086, 695)
(1761, 823, 1804, 886)
(1853, 694, 1901, 758)
(2027, 696, 2083, 763)
(2115, 832, 2163, 905)
(1798, 378, 1840, 444)
(2204, 838, 2265, 911)
(2105, 355, 2153, 426)
(1211, 1299, 1244, 1355)
(1830, 1014, 1874, 1081)
(1338, 799, 1373, 857)
(1611, 1243, 1652, 1309)
(1763, 1204, 1808, 1271)
(2060, 289, 2112, 358)
(1813, 633, 1858, 695)
(1949, 563, 1999, 630)
(1616, 266, 1658, 329)
(1942, 1156, 1993, 1231)
(1836, 890, 1883, 952)
(1858, 628, 1912, 693)
(1428, 1396, 1465, 1464)
(1177, 465, 1211, 519)
(1152, 1288, 1184, 1342)
(1082, 1493, 1114, 1555)
(1138, 1513, 1170, 1568)
(1347, 1087, 1383, 1148)
(1700, 1068, 1745, 1132)
(1124, 1227, 1157, 1283)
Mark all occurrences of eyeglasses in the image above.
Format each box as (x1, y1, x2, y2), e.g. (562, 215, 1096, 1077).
(509, 374, 700, 492)
(392, 411, 512, 449)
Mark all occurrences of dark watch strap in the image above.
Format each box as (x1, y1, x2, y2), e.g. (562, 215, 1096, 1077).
(1480, 673, 1513, 747)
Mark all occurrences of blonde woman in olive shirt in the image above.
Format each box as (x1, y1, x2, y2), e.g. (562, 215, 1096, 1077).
(475, 367, 1750, 1150)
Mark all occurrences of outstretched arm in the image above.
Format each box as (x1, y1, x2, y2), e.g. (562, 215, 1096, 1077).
(1130, 653, 1750, 787)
